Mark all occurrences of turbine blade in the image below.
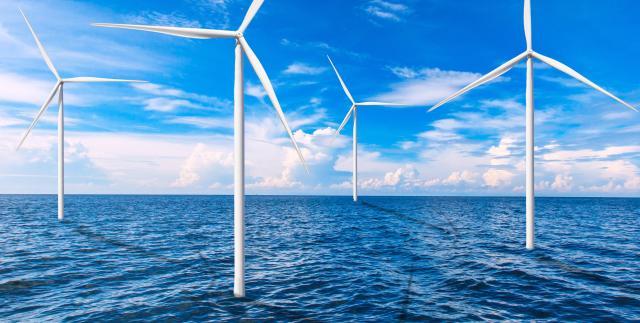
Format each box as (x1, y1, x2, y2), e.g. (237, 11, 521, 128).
(524, 0, 532, 50)
(533, 52, 638, 112)
(238, 37, 309, 171)
(335, 105, 355, 136)
(327, 55, 355, 104)
(238, 0, 264, 33)
(358, 102, 407, 106)
(63, 77, 146, 83)
(429, 51, 528, 112)
(92, 23, 237, 39)
(20, 9, 60, 80)
(16, 82, 61, 150)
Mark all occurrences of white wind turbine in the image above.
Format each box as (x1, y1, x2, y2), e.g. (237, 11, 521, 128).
(93, 0, 307, 298)
(16, 9, 145, 222)
(329, 56, 405, 202)
(429, 0, 637, 250)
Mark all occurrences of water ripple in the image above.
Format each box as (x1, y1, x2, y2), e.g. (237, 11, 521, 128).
(1, 195, 639, 321)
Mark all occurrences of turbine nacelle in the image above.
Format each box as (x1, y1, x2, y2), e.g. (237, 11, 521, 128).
(93, 0, 308, 171)
(429, 0, 637, 113)
(16, 9, 146, 151)
(326, 55, 407, 136)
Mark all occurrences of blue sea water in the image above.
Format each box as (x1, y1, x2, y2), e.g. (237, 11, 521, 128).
(1, 195, 639, 321)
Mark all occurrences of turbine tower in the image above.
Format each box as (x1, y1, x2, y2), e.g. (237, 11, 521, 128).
(16, 9, 145, 222)
(93, 0, 307, 298)
(328, 56, 405, 202)
(429, 0, 637, 250)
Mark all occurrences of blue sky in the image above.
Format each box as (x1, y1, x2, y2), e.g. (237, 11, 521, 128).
(0, 0, 639, 196)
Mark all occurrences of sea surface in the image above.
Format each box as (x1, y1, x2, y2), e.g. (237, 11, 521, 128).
(1, 195, 639, 321)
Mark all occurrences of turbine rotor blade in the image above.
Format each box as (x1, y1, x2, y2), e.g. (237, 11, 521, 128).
(238, 0, 264, 33)
(327, 55, 355, 104)
(20, 9, 60, 80)
(63, 77, 146, 83)
(16, 82, 61, 150)
(429, 51, 528, 112)
(358, 102, 407, 106)
(533, 52, 638, 112)
(92, 23, 237, 39)
(524, 0, 532, 50)
(335, 104, 355, 136)
(238, 37, 309, 171)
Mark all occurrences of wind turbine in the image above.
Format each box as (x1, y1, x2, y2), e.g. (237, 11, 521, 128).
(16, 9, 145, 222)
(429, 0, 637, 250)
(93, 0, 307, 298)
(328, 56, 405, 202)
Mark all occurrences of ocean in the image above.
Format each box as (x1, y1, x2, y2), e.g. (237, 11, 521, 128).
(1, 195, 639, 321)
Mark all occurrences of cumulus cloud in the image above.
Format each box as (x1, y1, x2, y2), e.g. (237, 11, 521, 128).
(442, 170, 477, 185)
(360, 164, 425, 189)
(483, 169, 515, 187)
(538, 174, 573, 192)
(172, 143, 233, 188)
(488, 136, 517, 157)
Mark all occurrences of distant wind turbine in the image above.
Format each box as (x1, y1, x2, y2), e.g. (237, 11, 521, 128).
(328, 56, 405, 202)
(429, 0, 637, 250)
(93, 0, 307, 298)
(15, 9, 145, 222)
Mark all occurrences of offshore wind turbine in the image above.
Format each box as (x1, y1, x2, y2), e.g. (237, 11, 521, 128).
(93, 0, 307, 298)
(429, 0, 637, 250)
(15, 9, 145, 222)
(328, 56, 405, 202)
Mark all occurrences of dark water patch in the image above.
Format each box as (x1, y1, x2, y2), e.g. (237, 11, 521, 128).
(533, 250, 640, 295)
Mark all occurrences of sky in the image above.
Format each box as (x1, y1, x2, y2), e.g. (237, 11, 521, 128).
(0, 0, 639, 196)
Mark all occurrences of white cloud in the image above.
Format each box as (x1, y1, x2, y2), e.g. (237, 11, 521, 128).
(124, 11, 202, 28)
(372, 68, 495, 105)
(360, 164, 424, 189)
(283, 63, 327, 75)
(364, 0, 411, 22)
(289, 108, 328, 129)
(551, 174, 573, 191)
(542, 146, 640, 161)
(488, 136, 517, 157)
(247, 168, 301, 189)
(329, 181, 352, 190)
(442, 170, 477, 185)
(172, 143, 233, 188)
(0, 72, 59, 106)
(0, 113, 26, 127)
(602, 111, 634, 121)
(245, 81, 267, 100)
(143, 98, 197, 112)
(418, 129, 461, 141)
(133, 83, 231, 112)
(538, 174, 574, 192)
(483, 169, 515, 187)
(388, 66, 418, 79)
(166, 116, 233, 129)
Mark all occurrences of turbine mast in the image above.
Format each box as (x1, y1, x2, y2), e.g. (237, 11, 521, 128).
(58, 83, 64, 221)
(233, 41, 245, 298)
